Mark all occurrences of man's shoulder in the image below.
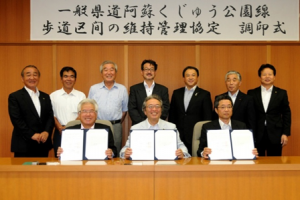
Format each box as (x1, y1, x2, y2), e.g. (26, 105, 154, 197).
(130, 82, 143, 89)
(202, 120, 217, 128)
(154, 83, 168, 90)
(231, 120, 247, 128)
(9, 88, 24, 96)
(196, 87, 210, 94)
(114, 82, 127, 90)
(247, 86, 260, 93)
(172, 87, 185, 93)
(94, 122, 111, 129)
(39, 90, 50, 97)
(50, 88, 62, 97)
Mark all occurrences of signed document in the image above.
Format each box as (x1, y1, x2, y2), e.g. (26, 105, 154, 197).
(85, 129, 108, 160)
(130, 130, 155, 160)
(207, 129, 255, 160)
(155, 130, 177, 160)
(61, 129, 84, 161)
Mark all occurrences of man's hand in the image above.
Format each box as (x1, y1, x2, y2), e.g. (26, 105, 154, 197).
(202, 147, 212, 159)
(124, 148, 132, 159)
(105, 148, 113, 159)
(31, 133, 41, 143)
(40, 131, 49, 143)
(176, 149, 184, 159)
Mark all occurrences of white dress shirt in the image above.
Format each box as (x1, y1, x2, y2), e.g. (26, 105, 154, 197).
(144, 81, 155, 97)
(24, 86, 41, 117)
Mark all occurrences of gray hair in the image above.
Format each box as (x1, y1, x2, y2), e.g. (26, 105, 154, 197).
(225, 70, 242, 81)
(142, 94, 163, 112)
(21, 65, 41, 77)
(77, 98, 98, 113)
(99, 60, 118, 73)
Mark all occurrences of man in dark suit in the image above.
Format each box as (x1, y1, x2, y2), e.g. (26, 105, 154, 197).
(57, 99, 117, 158)
(128, 59, 169, 125)
(213, 70, 255, 131)
(169, 66, 212, 155)
(247, 64, 291, 156)
(197, 94, 258, 158)
(8, 65, 54, 157)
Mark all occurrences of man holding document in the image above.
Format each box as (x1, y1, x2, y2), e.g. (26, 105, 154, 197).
(57, 99, 117, 159)
(120, 95, 190, 160)
(197, 94, 258, 159)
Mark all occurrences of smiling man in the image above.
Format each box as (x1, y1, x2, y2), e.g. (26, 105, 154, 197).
(88, 60, 128, 157)
(247, 64, 291, 156)
(213, 70, 255, 132)
(128, 59, 169, 125)
(50, 66, 86, 157)
(57, 99, 117, 159)
(120, 94, 190, 159)
(197, 94, 258, 159)
(9, 65, 54, 157)
(169, 66, 212, 155)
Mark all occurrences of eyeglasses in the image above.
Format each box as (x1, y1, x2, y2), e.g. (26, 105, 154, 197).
(218, 106, 233, 110)
(79, 110, 96, 114)
(146, 105, 161, 109)
(143, 68, 155, 72)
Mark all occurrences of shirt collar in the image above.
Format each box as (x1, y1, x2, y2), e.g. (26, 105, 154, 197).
(146, 118, 161, 129)
(143, 80, 155, 88)
(228, 90, 239, 98)
(185, 85, 197, 91)
(24, 86, 40, 97)
(219, 119, 232, 129)
(60, 88, 76, 96)
(261, 85, 273, 92)
(81, 124, 95, 129)
(100, 81, 117, 89)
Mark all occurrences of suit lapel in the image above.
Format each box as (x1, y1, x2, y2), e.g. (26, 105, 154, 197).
(39, 93, 45, 119)
(186, 87, 199, 112)
(21, 88, 40, 119)
(177, 88, 186, 112)
(137, 83, 147, 103)
(232, 91, 243, 114)
(212, 120, 221, 129)
(267, 86, 278, 112)
(254, 87, 265, 113)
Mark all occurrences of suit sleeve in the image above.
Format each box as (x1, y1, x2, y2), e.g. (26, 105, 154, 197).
(197, 124, 208, 157)
(202, 92, 213, 120)
(281, 90, 291, 136)
(108, 128, 118, 157)
(128, 86, 144, 125)
(160, 87, 170, 120)
(8, 93, 35, 140)
(168, 92, 177, 124)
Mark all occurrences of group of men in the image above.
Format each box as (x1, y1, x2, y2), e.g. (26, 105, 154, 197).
(8, 61, 291, 158)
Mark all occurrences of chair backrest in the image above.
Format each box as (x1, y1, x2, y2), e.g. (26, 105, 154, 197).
(65, 120, 114, 138)
(192, 120, 211, 157)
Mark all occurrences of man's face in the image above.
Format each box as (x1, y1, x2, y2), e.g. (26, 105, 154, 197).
(102, 63, 116, 83)
(184, 69, 198, 89)
(61, 70, 76, 91)
(226, 74, 241, 94)
(260, 68, 275, 87)
(144, 98, 162, 122)
(22, 67, 40, 91)
(79, 103, 97, 127)
(215, 99, 233, 121)
(141, 63, 156, 81)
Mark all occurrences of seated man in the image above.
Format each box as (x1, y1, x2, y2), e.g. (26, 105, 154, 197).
(197, 94, 258, 159)
(57, 99, 117, 159)
(120, 94, 191, 159)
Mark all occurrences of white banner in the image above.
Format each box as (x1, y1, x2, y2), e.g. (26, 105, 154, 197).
(31, 0, 299, 41)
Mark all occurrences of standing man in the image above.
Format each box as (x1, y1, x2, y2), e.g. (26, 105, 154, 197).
(197, 94, 258, 158)
(8, 65, 54, 157)
(128, 59, 169, 125)
(247, 64, 291, 156)
(213, 70, 256, 131)
(169, 66, 212, 154)
(50, 66, 86, 157)
(88, 60, 128, 157)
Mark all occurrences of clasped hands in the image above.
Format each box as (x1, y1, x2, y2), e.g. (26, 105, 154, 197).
(31, 131, 49, 143)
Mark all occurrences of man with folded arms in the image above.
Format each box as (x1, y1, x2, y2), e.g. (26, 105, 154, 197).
(57, 99, 117, 159)
(120, 94, 190, 159)
(197, 94, 258, 159)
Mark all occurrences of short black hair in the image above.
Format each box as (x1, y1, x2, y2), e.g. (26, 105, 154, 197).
(182, 66, 199, 77)
(258, 64, 276, 77)
(214, 94, 233, 109)
(141, 59, 158, 71)
(60, 66, 77, 79)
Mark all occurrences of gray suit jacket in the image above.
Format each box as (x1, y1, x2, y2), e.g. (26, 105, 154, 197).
(120, 119, 190, 158)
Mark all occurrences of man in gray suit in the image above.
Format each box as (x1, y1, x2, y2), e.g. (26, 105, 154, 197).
(120, 94, 190, 159)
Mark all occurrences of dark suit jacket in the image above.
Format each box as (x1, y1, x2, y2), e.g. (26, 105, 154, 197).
(213, 91, 256, 132)
(66, 123, 117, 157)
(197, 120, 247, 157)
(9, 88, 54, 153)
(169, 86, 212, 154)
(128, 82, 169, 125)
(247, 86, 291, 144)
